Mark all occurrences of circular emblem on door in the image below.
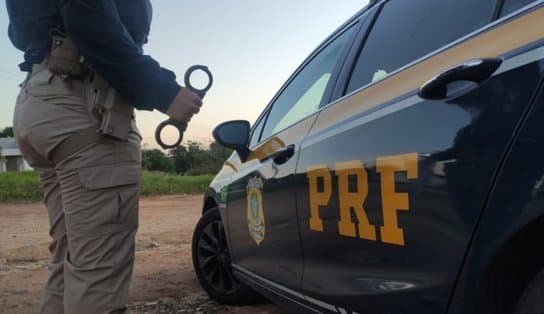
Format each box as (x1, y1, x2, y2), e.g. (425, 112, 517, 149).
(247, 177, 265, 246)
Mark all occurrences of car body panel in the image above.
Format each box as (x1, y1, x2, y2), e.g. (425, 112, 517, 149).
(225, 114, 317, 291)
(296, 63, 543, 314)
(211, 7, 366, 294)
(293, 4, 544, 314)
(313, 4, 544, 132)
(448, 59, 544, 314)
(200, 2, 544, 313)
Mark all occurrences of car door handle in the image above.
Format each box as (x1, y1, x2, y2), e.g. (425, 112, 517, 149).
(418, 58, 502, 100)
(261, 145, 296, 165)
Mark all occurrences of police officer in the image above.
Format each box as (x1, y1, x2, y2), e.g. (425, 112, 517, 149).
(6, 1, 202, 313)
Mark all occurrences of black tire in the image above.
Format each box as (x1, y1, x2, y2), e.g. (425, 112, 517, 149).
(192, 208, 262, 305)
(515, 268, 544, 314)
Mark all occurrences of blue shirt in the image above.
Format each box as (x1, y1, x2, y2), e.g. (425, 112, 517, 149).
(59, 0, 180, 113)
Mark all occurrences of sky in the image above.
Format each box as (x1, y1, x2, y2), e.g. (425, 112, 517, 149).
(0, 1, 367, 149)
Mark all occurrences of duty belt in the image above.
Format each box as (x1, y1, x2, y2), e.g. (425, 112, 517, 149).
(27, 36, 135, 164)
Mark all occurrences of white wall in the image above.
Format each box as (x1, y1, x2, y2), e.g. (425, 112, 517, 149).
(0, 156, 33, 172)
(22, 158, 32, 171)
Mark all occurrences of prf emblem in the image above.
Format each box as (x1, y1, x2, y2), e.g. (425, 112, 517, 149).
(247, 177, 265, 245)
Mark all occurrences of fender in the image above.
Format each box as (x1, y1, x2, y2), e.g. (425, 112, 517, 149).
(202, 187, 220, 215)
(202, 176, 233, 249)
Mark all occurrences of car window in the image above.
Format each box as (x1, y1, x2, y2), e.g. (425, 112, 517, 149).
(500, 0, 538, 16)
(271, 73, 330, 133)
(346, 0, 497, 94)
(259, 25, 357, 141)
(249, 114, 266, 148)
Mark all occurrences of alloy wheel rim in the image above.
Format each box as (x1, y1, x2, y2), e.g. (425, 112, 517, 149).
(198, 220, 240, 294)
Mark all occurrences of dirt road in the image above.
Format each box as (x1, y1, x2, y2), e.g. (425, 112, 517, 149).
(0, 195, 285, 314)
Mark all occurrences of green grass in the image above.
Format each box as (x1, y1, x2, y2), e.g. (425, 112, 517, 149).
(141, 172, 213, 197)
(0, 171, 214, 203)
(0, 171, 42, 203)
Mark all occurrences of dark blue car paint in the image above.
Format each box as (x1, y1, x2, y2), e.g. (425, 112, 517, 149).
(198, 3, 544, 314)
(449, 67, 544, 314)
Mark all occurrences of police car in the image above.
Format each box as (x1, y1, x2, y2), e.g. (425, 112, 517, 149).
(191, 0, 544, 313)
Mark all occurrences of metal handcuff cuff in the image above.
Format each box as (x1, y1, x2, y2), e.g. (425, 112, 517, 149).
(155, 65, 213, 149)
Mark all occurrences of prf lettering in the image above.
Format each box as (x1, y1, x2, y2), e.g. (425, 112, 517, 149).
(307, 153, 418, 246)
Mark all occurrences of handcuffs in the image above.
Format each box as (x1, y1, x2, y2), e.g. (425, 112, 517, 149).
(155, 65, 213, 149)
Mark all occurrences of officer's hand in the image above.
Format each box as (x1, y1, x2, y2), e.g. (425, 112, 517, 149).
(166, 88, 203, 122)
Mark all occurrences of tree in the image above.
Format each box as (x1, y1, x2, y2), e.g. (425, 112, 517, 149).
(170, 145, 189, 174)
(0, 127, 14, 138)
(208, 142, 233, 172)
(169, 141, 232, 175)
(141, 149, 174, 173)
(183, 141, 210, 175)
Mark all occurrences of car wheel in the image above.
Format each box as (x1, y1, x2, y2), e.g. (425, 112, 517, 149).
(515, 268, 544, 314)
(192, 208, 263, 305)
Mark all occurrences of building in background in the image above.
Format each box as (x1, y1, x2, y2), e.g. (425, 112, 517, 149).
(0, 138, 32, 172)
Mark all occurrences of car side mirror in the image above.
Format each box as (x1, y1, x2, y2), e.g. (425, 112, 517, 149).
(213, 120, 251, 161)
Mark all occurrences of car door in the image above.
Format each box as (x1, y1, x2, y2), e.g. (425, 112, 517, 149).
(224, 20, 361, 294)
(296, 0, 544, 313)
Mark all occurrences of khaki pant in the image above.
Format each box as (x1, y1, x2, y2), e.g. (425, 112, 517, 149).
(13, 62, 141, 314)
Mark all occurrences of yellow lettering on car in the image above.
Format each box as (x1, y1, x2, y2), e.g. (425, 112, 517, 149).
(307, 165, 332, 232)
(335, 161, 376, 240)
(307, 153, 418, 246)
(376, 153, 419, 246)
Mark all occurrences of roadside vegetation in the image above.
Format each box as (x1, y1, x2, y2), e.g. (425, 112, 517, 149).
(0, 171, 42, 202)
(0, 171, 214, 203)
(143, 141, 231, 175)
(0, 127, 13, 137)
(141, 172, 214, 197)
(0, 140, 229, 203)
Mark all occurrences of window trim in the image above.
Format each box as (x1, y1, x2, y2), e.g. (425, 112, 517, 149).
(329, 3, 381, 104)
(493, 0, 507, 19)
(249, 16, 364, 146)
(329, 0, 544, 112)
(341, 0, 499, 98)
(248, 0, 543, 149)
(496, 0, 541, 18)
(248, 110, 268, 149)
(258, 22, 361, 141)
